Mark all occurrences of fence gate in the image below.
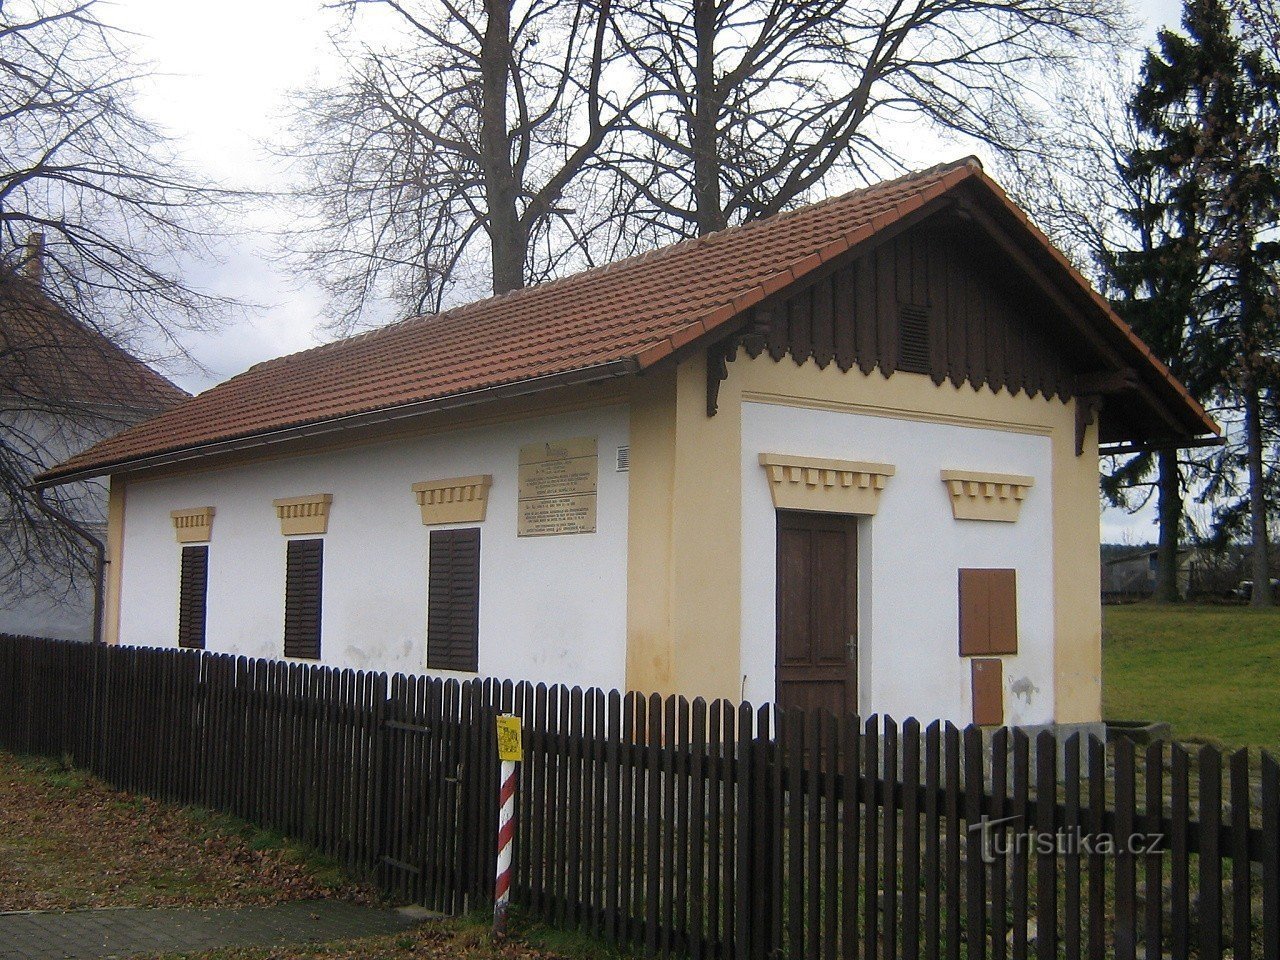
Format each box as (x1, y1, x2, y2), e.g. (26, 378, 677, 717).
(379, 673, 498, 915)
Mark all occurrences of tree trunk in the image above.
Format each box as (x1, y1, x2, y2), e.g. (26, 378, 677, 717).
(1153, 448, 1183, 603)
(480, 0, 526, 295)
(692, 0, 725, 235)
(1243, 382, 1274, 606)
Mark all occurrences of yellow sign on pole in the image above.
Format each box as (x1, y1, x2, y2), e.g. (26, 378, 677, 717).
(496, 714, 523, 762)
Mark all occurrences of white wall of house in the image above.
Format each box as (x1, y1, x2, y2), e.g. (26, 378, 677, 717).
(740, 402, 1056, 726)
(1, 409, 114, 643)
(117, 405, 631, 688)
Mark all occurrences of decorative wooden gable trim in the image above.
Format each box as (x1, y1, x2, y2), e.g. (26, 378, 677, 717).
(412, 475, 492, 525)
(759, 453, 895, 516)
(171, 506, 214, 543)
(708, 212, 1140, 446)
(941, 470, 1034, 522)
(273, 494, 333, 536)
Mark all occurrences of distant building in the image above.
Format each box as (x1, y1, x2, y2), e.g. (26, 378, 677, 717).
(0, 238, 186, 641)
(1101, 547, 1197, 599)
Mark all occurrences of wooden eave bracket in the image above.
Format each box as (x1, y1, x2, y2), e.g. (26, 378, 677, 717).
(707, 319, 770, 416)
(1075, 395, 1104, 457)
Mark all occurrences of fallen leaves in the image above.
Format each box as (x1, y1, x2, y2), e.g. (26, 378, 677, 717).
(0, 751, 374, 912)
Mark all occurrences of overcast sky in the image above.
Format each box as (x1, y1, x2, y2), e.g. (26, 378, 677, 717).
(107, 0, 1186, 542)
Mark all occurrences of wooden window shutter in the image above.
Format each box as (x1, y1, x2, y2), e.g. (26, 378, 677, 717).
(958, 568, 1018, 656)
(284, 538, 323, 660)
(178, 545, 208, 650)
(971, 658, 1004, 725)
(897, 304, 931, 374)
(427, 528, 480, 672)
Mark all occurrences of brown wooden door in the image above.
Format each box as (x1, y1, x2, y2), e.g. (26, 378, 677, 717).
(776, 511, 858, 715)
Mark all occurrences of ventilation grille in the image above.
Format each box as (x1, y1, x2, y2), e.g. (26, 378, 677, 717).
(616, 445, 631, 472)
(898, 304, 931, 374)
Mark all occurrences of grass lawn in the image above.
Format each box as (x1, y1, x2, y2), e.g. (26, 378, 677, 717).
(1103, 602, 1280, 753)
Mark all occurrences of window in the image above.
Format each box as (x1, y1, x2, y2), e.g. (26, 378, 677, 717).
(427, 528, 480, 672)
(958, 568, 1018, 656)
(284, 538, 323, 660)
(178, 545, 208, 650)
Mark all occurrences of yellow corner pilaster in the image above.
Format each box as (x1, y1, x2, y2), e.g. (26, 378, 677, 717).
(1051, 403, 1102, 723)
(626, 372, 677, 695)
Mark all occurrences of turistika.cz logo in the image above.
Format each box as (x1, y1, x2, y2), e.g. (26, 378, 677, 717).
(969, 815, 1165, 865)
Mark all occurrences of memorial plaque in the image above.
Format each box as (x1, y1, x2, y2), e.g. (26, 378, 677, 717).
(517, 437, 598, 536)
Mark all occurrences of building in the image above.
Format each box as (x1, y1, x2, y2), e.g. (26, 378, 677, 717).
(1, 244, 187, 641)
(35, 159, 1216, 731)
(1099, 546, 1197, 600)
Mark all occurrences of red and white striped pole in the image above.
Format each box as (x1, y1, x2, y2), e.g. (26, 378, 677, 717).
(493, 714, 522, 939)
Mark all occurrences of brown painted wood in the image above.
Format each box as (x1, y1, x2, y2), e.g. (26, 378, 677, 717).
(750, 217, 1085, 405)
(970, 659, 1004, 726)
(283, 539, 322, 660)
(426, 528, 480, 672)
(1199, 746, 1223, 960)
(1144, 742, 1164, 960)
(959, 569, 1018, 657)
(5, 636, 1278, 960)
(178, 546, 208, 649)
(775, 511, 857, 715)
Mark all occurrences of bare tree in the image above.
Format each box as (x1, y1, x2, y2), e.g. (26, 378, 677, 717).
(1233, 0, 1280, 50)
(0, 0, 231, 608)
(282, 0, 630, 331)
(605, 0, 1131, 240)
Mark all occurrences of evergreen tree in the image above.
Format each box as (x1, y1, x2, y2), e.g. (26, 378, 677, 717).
(1105, 102, 1212, 602)
(1129, 0, 1280, 605)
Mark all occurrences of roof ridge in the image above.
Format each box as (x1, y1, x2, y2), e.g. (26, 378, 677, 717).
(230, 157, 982, 388)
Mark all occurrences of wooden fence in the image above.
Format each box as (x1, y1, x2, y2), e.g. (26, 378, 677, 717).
(0, 633, 1277, 960)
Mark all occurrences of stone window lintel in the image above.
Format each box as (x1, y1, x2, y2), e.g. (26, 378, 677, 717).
(171, 506, 214, 544)
(940, 469, 1034, 522)
(412, 474, 492, 525)
(273, 493, 333, 536)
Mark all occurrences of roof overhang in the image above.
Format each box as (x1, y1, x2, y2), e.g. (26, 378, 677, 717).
(33, 157, 1216, 489)
(31, 358, 639, 489)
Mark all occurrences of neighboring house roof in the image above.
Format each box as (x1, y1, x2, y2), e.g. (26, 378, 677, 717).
(35, 156, 1217, 487)
(0, 275, 188, 414)
(1104, 548, 1194, 566)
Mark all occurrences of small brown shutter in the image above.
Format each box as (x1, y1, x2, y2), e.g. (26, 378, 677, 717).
(971, 658, 1004, 725)
(987, 569, 1018, 654)
(427, 528, 480, 672)
(178, 545, 208, 650)
(958, 568, 1018, 656)
(284, 538, 323, 660)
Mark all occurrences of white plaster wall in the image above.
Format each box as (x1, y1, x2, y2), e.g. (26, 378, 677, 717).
(741, 402, 1056, 726)
(118, 405, 630, 690)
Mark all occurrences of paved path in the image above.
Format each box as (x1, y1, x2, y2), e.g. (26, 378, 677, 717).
(0, 901, 429, 959)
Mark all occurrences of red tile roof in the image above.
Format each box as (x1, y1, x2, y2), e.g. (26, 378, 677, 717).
(1, 277, 188, 413)
(35, 157, 1215, 486)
